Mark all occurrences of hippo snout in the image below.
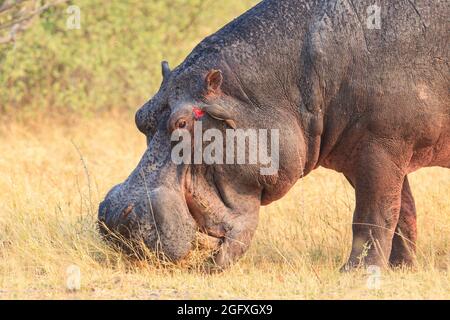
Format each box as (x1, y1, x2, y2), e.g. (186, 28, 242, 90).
(98, 184, 198, 262)
(98, 183, 134, 232)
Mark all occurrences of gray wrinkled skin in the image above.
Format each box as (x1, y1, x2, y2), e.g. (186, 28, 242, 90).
(99, 0, 449, 271)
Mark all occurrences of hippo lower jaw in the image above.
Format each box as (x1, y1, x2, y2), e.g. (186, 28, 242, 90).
(186, 188, 225, 251)
(183, 171, 230, 239)
(182, 171, 263, 271)
(184, 197, 226, 255)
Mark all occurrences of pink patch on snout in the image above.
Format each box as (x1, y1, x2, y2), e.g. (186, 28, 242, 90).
(192, 107, 205, 120)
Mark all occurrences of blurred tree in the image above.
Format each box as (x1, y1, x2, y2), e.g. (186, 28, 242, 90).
(0, 0, 257, 115)
(0, 0, 69, 44)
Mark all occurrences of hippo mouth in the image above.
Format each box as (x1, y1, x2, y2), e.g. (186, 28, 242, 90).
(195, 232, 222, 251)
(183, 168, 228, 252)
(185, 196, 226, 252)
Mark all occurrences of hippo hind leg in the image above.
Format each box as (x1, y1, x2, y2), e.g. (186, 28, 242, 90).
(341, 141, 418, 271)
(389, 176, 417, 268)
(344, 174, 418, 269)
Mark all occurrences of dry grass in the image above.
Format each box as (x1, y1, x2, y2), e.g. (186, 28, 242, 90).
(0, 112, 449, 300)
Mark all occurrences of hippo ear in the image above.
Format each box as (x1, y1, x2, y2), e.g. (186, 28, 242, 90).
(203, 104, 237, 129)
(205, 69, 223, 93)
(161, 61, 171, 81)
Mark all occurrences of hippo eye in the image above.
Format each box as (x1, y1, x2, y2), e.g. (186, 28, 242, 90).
(176, 119, 187, 129)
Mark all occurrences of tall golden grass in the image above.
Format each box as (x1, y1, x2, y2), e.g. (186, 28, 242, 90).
(0, 113, 449, 299)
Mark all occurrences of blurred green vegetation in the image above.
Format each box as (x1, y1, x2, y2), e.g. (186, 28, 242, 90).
(0, 0, 257, 115)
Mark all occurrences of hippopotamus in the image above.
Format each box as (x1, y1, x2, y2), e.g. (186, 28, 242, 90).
(98, 0, 449, 271)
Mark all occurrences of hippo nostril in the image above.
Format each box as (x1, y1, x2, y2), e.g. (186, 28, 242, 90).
(121, 204, 134, 218)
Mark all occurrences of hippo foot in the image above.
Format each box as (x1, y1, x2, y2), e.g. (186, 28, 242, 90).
(339, 257, 385, 273)
(388, 257, 416, 270)
(389, 247, 416, 269)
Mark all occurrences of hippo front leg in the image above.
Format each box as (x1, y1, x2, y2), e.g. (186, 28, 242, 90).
(342, 141, 407, 270)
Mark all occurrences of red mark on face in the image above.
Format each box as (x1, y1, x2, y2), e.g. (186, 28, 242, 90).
(192, 106, 205, 120)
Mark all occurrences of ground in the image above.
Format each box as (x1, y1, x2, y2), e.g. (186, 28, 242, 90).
(0, 112, 449, 299)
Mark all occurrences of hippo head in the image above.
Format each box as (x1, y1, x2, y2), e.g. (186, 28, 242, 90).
(98, 61, 306, 269)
